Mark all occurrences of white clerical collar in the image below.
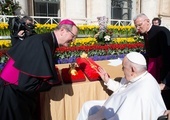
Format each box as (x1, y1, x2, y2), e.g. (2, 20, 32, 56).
(130, 71, 148, 83)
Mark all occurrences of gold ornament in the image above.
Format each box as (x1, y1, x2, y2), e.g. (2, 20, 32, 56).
(80, 52, 97, 70)
(69, 63, 78, 76)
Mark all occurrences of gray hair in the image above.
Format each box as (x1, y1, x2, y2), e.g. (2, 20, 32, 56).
(133, 13, 148, 21)
(130, 61, 147, 73)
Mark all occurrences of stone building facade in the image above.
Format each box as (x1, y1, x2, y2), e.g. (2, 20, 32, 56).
(16, 0, 170, 28)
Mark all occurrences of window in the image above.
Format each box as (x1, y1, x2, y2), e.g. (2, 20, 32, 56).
(34, 0, 60, 23)
(111, 0, 132, 24)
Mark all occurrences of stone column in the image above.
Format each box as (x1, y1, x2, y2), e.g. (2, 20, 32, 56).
(85, 0, 111, 24)
(63, 0, 86, 18)
(88, 0, 109, 19)
(140, 0, 159, 20)
(61, 0, 86, 24)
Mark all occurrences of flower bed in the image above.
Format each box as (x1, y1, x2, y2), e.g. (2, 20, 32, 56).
(0, 42, 144, 69)
(0, 23, 136, 36)
(0, 23, 143, 68)
(55, 43, 144, 64)
(0, 37, 144, 65)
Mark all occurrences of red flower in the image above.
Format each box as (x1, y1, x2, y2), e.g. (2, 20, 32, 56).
(55, 43, 144, 59)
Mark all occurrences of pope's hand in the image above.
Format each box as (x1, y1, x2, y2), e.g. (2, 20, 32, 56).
(96, 67, 109, 83)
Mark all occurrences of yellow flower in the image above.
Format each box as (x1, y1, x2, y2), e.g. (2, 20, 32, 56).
(0, 40, 11, 48)
(70, 37, 97, 46)
(0, 23, 10, 36)
(113, 37, 136, 44)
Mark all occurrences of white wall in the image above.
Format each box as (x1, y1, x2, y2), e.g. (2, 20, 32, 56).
(88, 0, 108, 19)
(140, 0, 159, 21)
(64, 0, 86, 18)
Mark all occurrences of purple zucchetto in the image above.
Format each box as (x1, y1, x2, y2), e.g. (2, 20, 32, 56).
(59, 19, 76, 26)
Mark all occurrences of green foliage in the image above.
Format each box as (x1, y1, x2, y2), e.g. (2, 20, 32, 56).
(0, 0, 21, 15)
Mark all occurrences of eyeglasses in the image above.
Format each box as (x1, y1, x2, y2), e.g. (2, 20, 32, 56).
(66, 28, 77, 40)
(135, 19, 147, 28)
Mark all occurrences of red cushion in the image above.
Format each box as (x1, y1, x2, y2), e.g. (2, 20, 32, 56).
(76, 58, 101, 81)
(61, 67, 86, 84)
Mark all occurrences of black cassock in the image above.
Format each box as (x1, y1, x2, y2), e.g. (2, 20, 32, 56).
(143, 25, 170, 82)
(143, 25, 170, 109)
(0, 32, 60, 120)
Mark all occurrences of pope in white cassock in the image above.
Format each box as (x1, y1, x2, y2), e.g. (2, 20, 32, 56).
(77, 52, 166, 120)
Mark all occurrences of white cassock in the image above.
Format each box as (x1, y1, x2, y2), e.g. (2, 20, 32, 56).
(77, 71, 166, 120)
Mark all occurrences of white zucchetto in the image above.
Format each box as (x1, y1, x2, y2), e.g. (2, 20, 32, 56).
(126, 52, 146, 66)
